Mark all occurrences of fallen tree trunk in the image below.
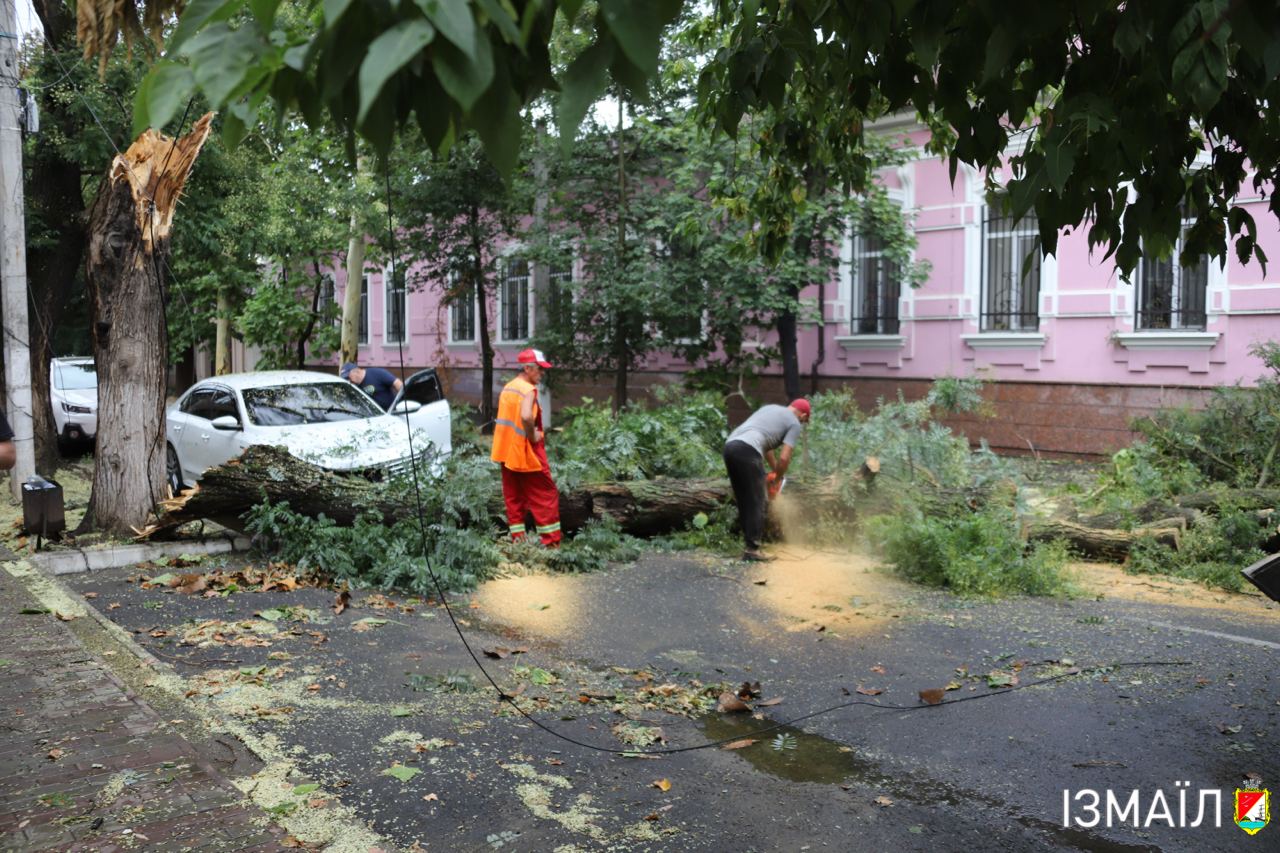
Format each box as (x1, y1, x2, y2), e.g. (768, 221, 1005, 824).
(140, 445, 875, 539)
(1025, 519, 1183, 562)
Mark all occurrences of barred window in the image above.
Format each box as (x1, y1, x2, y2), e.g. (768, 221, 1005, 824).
(981, 207, 1041, 332)
(384, 266, 406, 344)
(317, 274, 337, 324)
(449, 276, 476, 342)
(1137, 220, 1208, 331)
(850, 232, 901, 335)
(358, 276, 369, 344)
(500, 257, 530, 340)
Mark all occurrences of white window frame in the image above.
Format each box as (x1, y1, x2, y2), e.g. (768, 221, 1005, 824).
(498, 255, 532, 343)
(383, 263, 406, 346)
(447, 270, 478, 345)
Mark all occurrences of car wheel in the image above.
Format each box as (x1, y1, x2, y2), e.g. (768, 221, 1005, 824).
(166, 444, 185, 496)
(56, 434, 71, 457)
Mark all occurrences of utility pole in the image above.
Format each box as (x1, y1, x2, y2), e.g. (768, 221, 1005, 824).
(0, 6, 35, 498)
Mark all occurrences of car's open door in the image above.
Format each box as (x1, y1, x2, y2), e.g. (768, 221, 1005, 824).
(389, 369, 452, 463)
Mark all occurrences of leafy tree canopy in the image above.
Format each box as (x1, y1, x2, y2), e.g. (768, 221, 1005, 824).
(123, 0, 681, 177)
(699, 0, 1280, 273)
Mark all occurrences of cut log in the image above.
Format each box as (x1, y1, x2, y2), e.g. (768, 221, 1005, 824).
(139, 445, 878, 540)
(1025, 519, 1181, 562)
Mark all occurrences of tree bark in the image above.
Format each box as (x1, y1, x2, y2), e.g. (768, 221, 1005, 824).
(80, 114, 214, 536)
(470, 210, 495, 424)
(1025, 519, 1183, 562)
(214, 289, 231, 375)
(340, 184, 366, 366)
(28, 0, 85, 471)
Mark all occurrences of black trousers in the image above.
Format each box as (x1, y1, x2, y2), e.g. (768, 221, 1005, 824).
(723, 440, 766, 551)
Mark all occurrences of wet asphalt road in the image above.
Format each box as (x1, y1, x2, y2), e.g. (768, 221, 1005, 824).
(64, 551, 1279, 852)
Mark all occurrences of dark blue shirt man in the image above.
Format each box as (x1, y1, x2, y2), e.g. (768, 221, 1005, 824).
(340, 362, 403, 410)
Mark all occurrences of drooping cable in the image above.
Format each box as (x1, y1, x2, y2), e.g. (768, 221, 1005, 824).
(379, 162, 1194, 755)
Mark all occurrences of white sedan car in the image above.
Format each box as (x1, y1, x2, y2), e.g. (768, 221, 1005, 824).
(51, 356, 98, 451)
(165, 369, 451, 493)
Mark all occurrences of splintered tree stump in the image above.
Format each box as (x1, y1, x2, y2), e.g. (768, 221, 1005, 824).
(140, 445, 878, 540)
(82, 114, 215, 536)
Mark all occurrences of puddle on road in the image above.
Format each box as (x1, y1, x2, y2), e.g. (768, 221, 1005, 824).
(698, 714, 876, 785)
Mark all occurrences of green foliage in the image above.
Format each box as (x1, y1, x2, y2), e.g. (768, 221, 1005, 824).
(135, 0, 683, 171)
(803, 385, 1015, 496)
(549, 388, 727, 491)
(1126, 506, 1268, 593)
(867, 508, 1074, 598)
(242, 452, 502, 593)
(1127, 342, 1280, 489)
(701, 1, 1280, 274)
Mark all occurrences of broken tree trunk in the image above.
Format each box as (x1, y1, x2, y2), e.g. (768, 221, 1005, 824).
(140, 445, 877, 539)
(80, 114, 214, 537)
(1025, 518, 1183, 562)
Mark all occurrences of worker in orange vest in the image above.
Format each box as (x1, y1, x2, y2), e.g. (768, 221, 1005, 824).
(490, 349, 561, 546)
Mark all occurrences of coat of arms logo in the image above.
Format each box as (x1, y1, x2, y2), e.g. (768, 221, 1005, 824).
(1235, 782, 1270, 835)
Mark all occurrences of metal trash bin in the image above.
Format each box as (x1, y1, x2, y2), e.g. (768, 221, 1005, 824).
(22, 476, 65, 540)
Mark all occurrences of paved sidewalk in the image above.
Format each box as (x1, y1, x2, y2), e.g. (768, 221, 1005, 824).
(0, 567, 285, 852)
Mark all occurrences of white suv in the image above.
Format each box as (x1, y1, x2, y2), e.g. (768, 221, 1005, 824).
(51, 357, 97, 452)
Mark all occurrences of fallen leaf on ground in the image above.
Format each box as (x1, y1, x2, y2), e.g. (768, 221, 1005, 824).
(652, 778, 672, 792)
(855, 685, 882, 696)
(1218, 723, 1243, 735)
(986, 671, 1018, 688)
(716, 691, 751, 713)
(83, 592, 98, 599)
(332, 590, 350, 615)
(47, 749, 63, 760)
(721, 739, 757, 750)
(757, 697, 783, 707)
(107, 603, 121, 610)
(176, 574, 207, 595)
(483, 647, 510, 659)
(918, 688, 945, 705)
(382, 764, 421, 782)
(944, 681, 963, 691)
(644, 812, 660, 821)
(736, 681, 762, 699)
(422, 793, 439, 802)
(352, 617, 388, 632)
(753, 579, 767, 585)
(871, 665, 887, 675)
(55, 612, 77, 622)
(149, 630, 169, 638)
(875, 796, 894, 807)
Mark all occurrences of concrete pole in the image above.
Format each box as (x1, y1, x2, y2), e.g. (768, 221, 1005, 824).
(0, 9, 36, 498)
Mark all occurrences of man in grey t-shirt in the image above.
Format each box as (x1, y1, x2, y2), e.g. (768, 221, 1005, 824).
(722, 399, 811, 561)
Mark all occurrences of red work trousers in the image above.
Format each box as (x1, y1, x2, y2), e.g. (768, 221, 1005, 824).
(500, 444, 561, 546)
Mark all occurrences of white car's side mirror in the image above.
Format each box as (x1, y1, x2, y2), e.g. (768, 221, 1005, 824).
(210, 415, 242, 431)
(391, 400, 423, 415)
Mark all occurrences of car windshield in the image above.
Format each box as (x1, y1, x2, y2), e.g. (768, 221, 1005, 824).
(54, 363, 96, 390)
(242, 382, 384, 426)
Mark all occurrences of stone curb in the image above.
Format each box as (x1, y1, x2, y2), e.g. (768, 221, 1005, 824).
(20, 532, 251, 576)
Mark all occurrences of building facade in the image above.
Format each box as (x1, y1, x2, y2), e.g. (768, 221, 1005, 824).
(317, 122, 1280, 457)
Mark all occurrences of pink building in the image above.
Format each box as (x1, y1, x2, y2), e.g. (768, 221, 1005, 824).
(320, 118, 1280, 457)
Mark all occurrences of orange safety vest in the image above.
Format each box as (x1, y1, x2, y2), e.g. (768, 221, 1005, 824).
(490, 376, 543, 472)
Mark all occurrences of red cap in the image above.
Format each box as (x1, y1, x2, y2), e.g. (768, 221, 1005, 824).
(789, 398, 811, 417)
(517, 348, 553, 368)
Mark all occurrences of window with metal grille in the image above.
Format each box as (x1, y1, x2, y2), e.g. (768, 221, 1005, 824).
(500, 257, 530, 340)
(317, 274, 337, 324)
(358, 276, 369, 344)
(547, 258, 574, 328)
(849, 232, 901, 334)
(1136, 222, 1208, 330)
(981, 207, 1041, 331)
(449, 275, 476, 342)
(385, 266, 406, 344)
